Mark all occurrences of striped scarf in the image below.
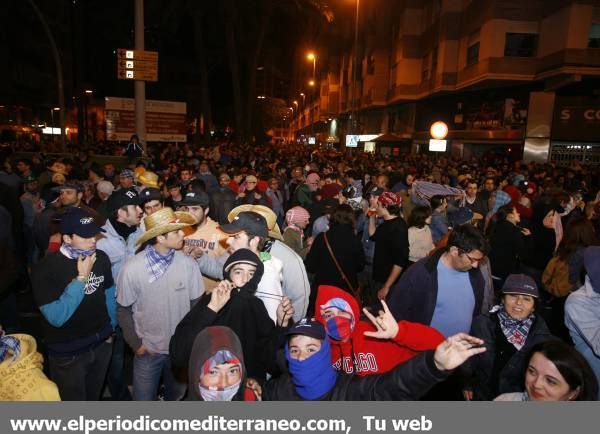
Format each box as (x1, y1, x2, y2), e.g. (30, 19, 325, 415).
(412, 181, 464, 204)
(144, 245, 175, 283)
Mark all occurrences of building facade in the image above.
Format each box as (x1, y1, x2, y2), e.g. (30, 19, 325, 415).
(293, 0, 600, 164)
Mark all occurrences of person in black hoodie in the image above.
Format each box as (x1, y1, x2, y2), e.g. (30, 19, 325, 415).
(169, 249, 294, 383)
(186, 326, 261, 401)
(487, 204, 533, 291)
(263, 318, 486, 401)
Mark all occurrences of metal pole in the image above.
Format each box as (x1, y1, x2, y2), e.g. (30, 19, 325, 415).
(134, 0, 147, 154)
(351, 0, 360, 134)
(27, 0, 66, 152)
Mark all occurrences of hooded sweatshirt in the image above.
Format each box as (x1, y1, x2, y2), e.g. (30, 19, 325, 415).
(186, 326, 257, 401)
(315, 285, 444, 376)
(0, 334, 60, 401)
(170, 249, 285, 382)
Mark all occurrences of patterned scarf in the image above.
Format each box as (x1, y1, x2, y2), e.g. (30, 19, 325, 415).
(60, 243, 96, 259)
(0, 333, 20, 364)
(144, 245, 175, 283)
(413, 181, 464, 204)
(491, 305, 534, 350)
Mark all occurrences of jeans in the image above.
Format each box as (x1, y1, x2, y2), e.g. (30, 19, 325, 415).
(132, 352, 186, 401)
(105, 327, 131, 400)
(49, 340, 112, 401)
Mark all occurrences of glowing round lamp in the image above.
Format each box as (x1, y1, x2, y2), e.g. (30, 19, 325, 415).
(430, 121, 448, 139)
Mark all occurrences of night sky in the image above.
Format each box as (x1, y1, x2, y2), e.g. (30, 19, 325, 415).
(1, 0, 336, 127)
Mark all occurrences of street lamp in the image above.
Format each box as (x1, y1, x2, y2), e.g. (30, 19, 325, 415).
(84, 90, 93, 143)
(308, 80, 315, 87)
(300, 93, 305, 107)
(306, 52, 316, 79)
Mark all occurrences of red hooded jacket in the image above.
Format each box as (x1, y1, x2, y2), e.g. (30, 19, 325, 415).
(503, 185, 533, 219)
(315, 285, 444, 376)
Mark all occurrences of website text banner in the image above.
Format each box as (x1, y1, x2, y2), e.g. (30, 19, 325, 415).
(1, 402, 595, 434)
(105, 97, 187, 142)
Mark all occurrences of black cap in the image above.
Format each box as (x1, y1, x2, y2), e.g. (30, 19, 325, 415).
(219, 211, 268, 238)
(286, 318, 326, 340)
(181, 191, 210, 207)
(501, 274, 539, 298)
(139, 188, 162, 205)
(53, 180, 83, 193)
(106, 188, 140, 214)
(59, 208, 104, 238)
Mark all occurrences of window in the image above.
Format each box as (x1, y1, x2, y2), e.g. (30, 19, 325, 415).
(467, 42, 480, 66)
(467, 30, 480, 66)
(504, 33, 538, 57)
(589, 23, 600, 48)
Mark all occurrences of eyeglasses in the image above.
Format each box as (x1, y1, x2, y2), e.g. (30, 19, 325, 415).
(460, 250, 485, 265)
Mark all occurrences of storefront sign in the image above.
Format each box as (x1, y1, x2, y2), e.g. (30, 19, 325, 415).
(553, 96, 600, 141)
(105, 97, 187, 142)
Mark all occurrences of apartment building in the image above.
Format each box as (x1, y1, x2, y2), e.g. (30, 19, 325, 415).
(295, 0, 600, 165)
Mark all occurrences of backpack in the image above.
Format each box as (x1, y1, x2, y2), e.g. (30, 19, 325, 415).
(542, 256, 572, 297)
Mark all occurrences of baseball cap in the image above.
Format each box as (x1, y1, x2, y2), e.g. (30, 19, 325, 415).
(106, 188, 140, 214)
(219, 211, 268, 238)
(245, 175, 258, 184)
(286, 318, 326, 341)
(181, 191, 210, 207)
(139, 188, 162, 205)
(120, 168, 135, 179)
(501, 274, 539, 298)
(59, 208, 104, 238)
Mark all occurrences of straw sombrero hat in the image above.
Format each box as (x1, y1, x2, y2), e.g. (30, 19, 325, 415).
(137, 170, 160, 189)
(227, 204, 283, 240)
(136, 207, 196, 245)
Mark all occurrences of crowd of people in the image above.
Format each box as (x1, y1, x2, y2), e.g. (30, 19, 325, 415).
(1, 138, 599, 402)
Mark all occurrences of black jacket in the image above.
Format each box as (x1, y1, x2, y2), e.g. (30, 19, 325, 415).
(488, 220, 533, 279)
(305, 224, 365, 292)
(387, 249, 485, 325)
(169, 288, 285, 383)
(263, 351, 447, 400)
(461, 312, 555, 400)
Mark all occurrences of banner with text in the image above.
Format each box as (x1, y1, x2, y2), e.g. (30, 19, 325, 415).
(105, 97, 187, 142)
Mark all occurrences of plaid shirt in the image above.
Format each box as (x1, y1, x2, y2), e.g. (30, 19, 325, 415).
(144, 245, 176, 283)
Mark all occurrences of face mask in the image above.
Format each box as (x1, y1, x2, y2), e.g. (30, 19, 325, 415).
(325, 316, 354, 341)
(198, 381, 241, 402)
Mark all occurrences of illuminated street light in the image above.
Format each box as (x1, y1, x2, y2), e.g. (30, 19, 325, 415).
(430, 121, 449, 139)
(85, 89, 93, 94)
(309, 80, 315, 87)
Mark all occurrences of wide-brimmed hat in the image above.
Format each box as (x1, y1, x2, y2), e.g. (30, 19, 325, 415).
(48, 162, 67, 175)
(135, 207, 195, 246)
(137, 171, 159, 189)
(227, 204, 283, 240)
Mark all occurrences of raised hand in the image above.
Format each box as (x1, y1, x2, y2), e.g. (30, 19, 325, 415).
(276, 296, 294, 327)
(207, 280, 234, 313)
(433, 333, 486, 371)
(362, 300, 399, 340)
(77, 253, 96, 280)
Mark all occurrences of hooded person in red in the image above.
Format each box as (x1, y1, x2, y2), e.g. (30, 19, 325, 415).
(314, 285, 444, 376)
(503, 185, 533, 220)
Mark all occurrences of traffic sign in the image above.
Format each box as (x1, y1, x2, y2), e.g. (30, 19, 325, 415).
(116, 49, 158, 82)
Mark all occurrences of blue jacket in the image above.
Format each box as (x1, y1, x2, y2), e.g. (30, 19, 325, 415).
(96, 219, 143, 282)
(387, 249, 485, 326)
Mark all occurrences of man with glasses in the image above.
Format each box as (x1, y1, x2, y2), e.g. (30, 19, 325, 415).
(387, 224, 490, 338)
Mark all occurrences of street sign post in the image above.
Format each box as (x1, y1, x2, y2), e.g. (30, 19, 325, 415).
(116, 49, 158, 82)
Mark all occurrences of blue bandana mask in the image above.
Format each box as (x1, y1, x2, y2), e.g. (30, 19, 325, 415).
(60, 243, 96, 259)
(285, 338, 337, 400)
